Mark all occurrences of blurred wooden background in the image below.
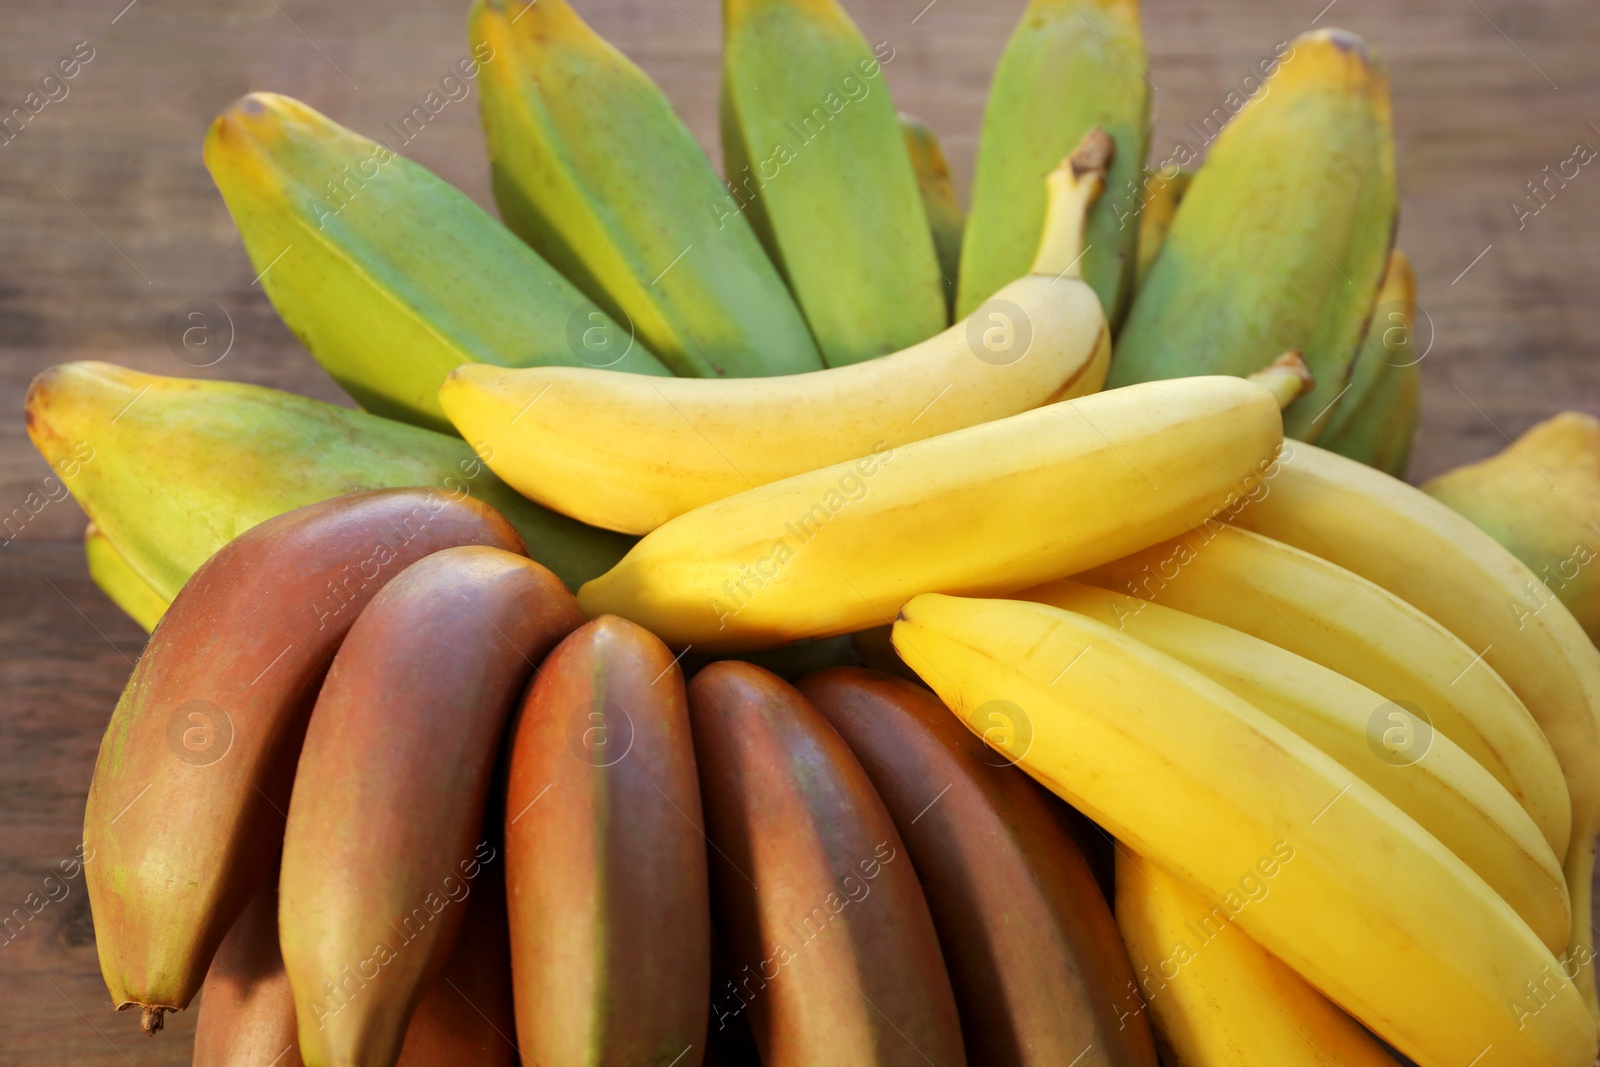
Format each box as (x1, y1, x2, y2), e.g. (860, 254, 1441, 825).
(1, 0, 1596, 1061)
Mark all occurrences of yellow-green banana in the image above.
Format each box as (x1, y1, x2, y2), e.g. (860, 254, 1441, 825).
(469, 0, 822, 378)
(901, 113, 964, 317)
(721, 0, 945, 365)
(576, 375, 1283, 650)
(84, 522, 167, 632)
(1110, 29, 1397, 442)
(1238, 439, 1600, 1020)
(958, 0, 1149, 326)
(1133, 165, 1191, 291)
(439, 135, 1112, 534)
(891, 593, 1597, 1067)
(1083, 524, 1571, 858)
(26, 362, 631, 599)
(1317, 249, 1420, 476)
(1027, 580, 1569, 953)
(1114, 848, 1401, 1066)
(205, 92, 668, 433)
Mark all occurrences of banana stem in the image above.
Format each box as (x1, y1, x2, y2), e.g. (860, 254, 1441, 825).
(1247, 351, 1315, 410)
(1030, 127, 1114, 279)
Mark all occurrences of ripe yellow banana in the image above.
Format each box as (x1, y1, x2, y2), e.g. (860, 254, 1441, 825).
(891, 593, 1597, 1067)
(1082, 524, 1572, 858)
(1233, 440, 1600, 1023)
(578, 375, 1283, 651)
(440, 133, 1113, 534)
(1114, 847, 1401, 1066)
(1026, 580, 1569, 953)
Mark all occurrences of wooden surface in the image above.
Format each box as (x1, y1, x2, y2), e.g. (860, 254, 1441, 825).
(2, 0, 1597, 1061)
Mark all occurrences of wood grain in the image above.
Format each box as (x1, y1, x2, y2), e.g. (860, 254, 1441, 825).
(1, 0, 1595, 1060)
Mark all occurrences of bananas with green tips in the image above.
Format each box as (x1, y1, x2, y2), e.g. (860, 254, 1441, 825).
(26, 362, 632, 596)
(1114, 848, 1401, 1066)
(1083, 524, 1572, 858)
(891, 593, 1598, 1067)
(440, 135, 1112, 534)
(577, 375, 1283, 650)
(1110, 29, 1397, 442)
(1317, 249, 1420, 475)
(1026, 580, 1569, 953)
(721, 0, 945, 365)
(901, 113, 964, 316)
(205, 92, 668, 432)
(84, 522, 166, 632)
(469, 0, 821, 378)
(1231, 441, 1600, 1017)
(958, 0, 1149, 326)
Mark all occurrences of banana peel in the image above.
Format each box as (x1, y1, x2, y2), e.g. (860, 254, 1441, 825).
(721, 0, 945, 366)
(84, 522, 167, 632)
(900, 113, 964, 319)
(204, 92, 668, 433)
(1318, 248, 1420, 476)
(26, 362, 632, 599)
(1109, 28, 1397, 443)
(470, 0, 822, 378)
(958, 0, 1150, 326)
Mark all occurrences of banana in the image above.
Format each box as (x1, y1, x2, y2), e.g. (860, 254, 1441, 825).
(901, 113, 964, 316)
(891, 593, 1598, 1067)
(720, 0, 945, 365)
(1113, 848, 1400, 1066)
(469, 0, 821, 379)
(26, 361, 632, 596)
(687, 661, 966, 1064)
(1245, 350, 1315, 409)
(83, 489, 523, 1033)
(1133, 165, 1192, 291)
(1317, 249, 1420, 476)
(1025, 580, 1569, 952)
(194, 864, 518, 1067)
(1083, 524, 1571, 855)
(1233, 440, 1600, 1022)
(797, 667, 1160, 1066)
(504, 615, 709, 1065)
(280, 546, 582, 1067)
(577, 375, 1282, 651)
(439, 132, 1112, 534)
(204, 92, 669, 432)
(958, 0, 1149, 326)
(84, 522, 166, 632)
(1109, 29, 1398, 442)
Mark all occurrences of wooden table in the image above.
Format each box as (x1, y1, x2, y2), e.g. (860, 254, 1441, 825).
(2, 0, 1595, 1061)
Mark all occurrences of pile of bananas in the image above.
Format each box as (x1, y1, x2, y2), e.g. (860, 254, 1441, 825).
(25, 0, 1600, 1064)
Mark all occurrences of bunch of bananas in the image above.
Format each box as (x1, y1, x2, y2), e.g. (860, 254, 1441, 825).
(26, 0, 1600, 1064)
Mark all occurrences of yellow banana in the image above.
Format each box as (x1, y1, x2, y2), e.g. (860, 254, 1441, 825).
(1114, 847, 1401, 1066)
(578, 375, 1283, 651)
(84, 522, 167, 633)
(901, 113, 965, 317)
(440, 134, 1112, 534)
(1233, 440, 1600, 1023)
(1027, 579, 1568, 953)
(891, 593, 1597, 1067)
(1082, 524, 1571, 858)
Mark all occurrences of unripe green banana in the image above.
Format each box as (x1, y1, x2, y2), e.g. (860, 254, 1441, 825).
(721, 0, 945, 366)
(470, 0, 821, 379)
(901, 113, 964, 317)
(1319, 248, 1421, 476)
(26, 362, 632, 596)
(958, 0, 1150, 326)
(1133, 165, 1191, 290)
(1110, 29, 1397, 442)
(204, 92, 669, 432)
(84, 522, 166, 632)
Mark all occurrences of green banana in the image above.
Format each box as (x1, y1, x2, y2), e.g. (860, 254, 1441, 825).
(1109, 28, 1397, 442)
(958, 0, 1150, 326)
(84, 522, 167, 632)
(721, 0, 945, 366)
(900, 113, 964, 317)
(1318, 248, 1420, 476)
(204, 92, 669, 432)
(1133, 165, 1191, 290)
(470, 0, 821, 378)
(26, 362, 632, 598)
